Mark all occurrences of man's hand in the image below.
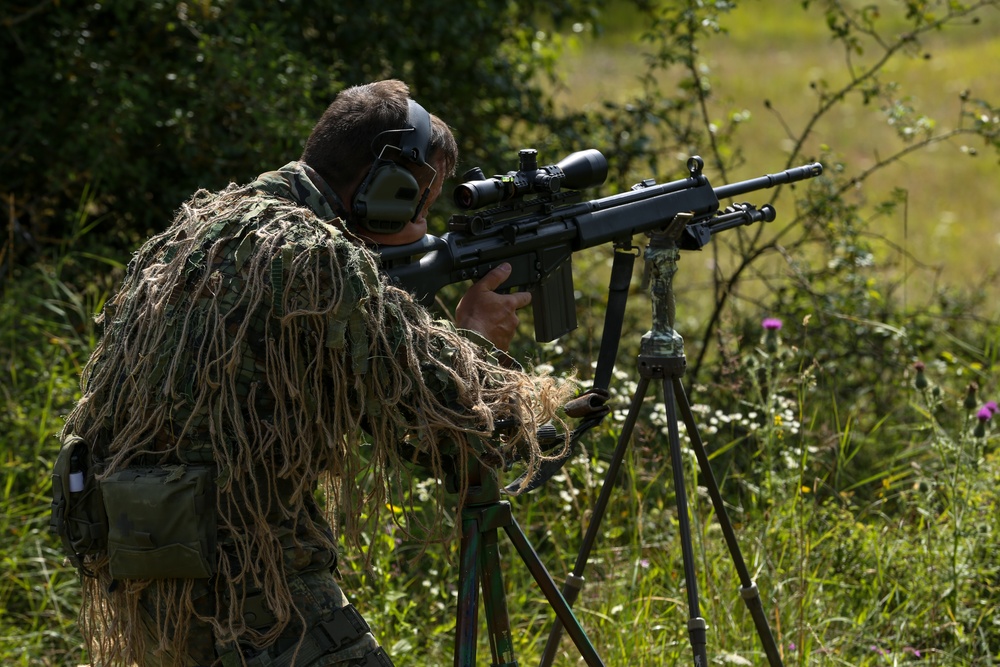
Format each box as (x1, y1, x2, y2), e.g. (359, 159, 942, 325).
(455, 263, 531, 352)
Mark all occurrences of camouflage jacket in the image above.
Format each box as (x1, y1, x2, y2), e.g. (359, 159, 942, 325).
(68, 161, 508, 580)
(61, 159, 565, 663)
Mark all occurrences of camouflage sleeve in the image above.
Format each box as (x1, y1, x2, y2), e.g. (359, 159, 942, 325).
(272, 222, 511, 461)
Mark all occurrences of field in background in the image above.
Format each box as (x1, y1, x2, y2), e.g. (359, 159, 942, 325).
(547, 0, 1000, 305)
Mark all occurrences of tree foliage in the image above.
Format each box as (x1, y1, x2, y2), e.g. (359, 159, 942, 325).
(5, 0, 1000, 435)
(1, 0, 604, 253)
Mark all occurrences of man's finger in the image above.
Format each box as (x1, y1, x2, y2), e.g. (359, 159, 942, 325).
(506, 291, 532, 310)
(473, 263, 513, 292)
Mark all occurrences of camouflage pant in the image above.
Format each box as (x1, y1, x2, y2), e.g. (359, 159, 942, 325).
(140, 570, 388, 667)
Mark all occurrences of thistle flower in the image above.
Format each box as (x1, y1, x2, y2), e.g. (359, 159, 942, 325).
(762, 317, 783, 353)
(913, 361, 928, 390)
(985, 400, 998, 415)
(974, 405, 992, 438)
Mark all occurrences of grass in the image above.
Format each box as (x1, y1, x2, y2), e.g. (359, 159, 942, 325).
(335, 356, 1000, 665)
(4, 225, 999, 666)
(1, 275, 92, 665)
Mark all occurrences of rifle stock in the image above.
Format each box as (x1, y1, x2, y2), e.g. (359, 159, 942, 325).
(380, 153, 822, 342)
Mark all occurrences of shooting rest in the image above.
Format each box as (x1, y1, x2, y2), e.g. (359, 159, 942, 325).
(538, 220, 785, 667)
(451, 213, 787, 667)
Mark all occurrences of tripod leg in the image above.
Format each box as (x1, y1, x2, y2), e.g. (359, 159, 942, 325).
(455, 512, 482, 667)
(540, 376, 652, 667)
(456, 486, 605, 667)
(457, 498, 521, 667)
(481, 524, 516, 666)
(662, 378, 710, 667)
(673, 377, 785, 667)
(503, 515, 606, 667)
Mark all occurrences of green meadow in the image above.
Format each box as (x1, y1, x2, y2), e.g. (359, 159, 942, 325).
(551, 0, 1000, 302)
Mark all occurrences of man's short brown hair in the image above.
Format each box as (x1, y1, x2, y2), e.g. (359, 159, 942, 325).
(301, 79, 458, 191)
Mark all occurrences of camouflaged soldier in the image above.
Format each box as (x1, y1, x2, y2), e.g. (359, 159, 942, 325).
(58, 80, 572, 666)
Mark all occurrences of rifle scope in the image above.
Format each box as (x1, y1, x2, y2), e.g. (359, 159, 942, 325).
(454, 149, 609, 210)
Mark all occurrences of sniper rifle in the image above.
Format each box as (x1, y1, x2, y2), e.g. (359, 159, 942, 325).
(380, 149, 823, 342)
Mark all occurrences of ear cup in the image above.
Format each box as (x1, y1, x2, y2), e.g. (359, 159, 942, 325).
(352, 161, 421, 234)
(352, 100, 433, 235)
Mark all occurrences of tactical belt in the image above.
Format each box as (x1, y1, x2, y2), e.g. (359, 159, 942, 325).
(221, 604, 393, 667)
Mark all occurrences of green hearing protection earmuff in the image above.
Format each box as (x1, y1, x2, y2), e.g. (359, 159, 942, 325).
(351, 99, 434, 234)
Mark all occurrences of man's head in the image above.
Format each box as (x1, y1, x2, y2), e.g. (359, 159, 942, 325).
(301, 79, 458, 244)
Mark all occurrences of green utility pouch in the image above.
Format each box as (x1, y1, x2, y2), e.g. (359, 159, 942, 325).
(101, 465, 217, 579)
(49, 434, 109, 571)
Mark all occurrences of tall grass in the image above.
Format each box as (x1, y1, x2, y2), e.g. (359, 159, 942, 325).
(1, 190, 120, 665)
(4, 200, 998, 665)
(7, 264, 995, 664)
(1, 270, 89, 665)
(337, 335, 999, 665)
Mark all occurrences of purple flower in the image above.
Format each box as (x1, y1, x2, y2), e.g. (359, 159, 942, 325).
(975, 407, 990, 437)
(904, 646, 922, 658)
(761, 317, 783, 353)
(985, 401, 999, 415)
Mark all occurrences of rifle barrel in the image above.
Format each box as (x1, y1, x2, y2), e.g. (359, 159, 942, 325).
(714, 162, 823, 200)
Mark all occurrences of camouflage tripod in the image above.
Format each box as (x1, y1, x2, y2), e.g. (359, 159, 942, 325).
(453, 458, 605, 667)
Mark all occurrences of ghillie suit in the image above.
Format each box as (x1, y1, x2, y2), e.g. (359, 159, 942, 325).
(61, 162, 574, 665)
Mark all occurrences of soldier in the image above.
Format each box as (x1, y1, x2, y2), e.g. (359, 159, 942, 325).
(58, 79, 572, 666)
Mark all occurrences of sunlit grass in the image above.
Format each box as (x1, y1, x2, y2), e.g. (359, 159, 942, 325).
(547, 0, 1000, 303)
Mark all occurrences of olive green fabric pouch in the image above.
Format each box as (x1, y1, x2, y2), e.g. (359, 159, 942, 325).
(49, 434, 108, 570)
(101, 465, 217, 579)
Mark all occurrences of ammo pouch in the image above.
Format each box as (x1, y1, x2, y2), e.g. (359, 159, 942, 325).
(50, 434, 108, 570)
(101, 464, 217, 579)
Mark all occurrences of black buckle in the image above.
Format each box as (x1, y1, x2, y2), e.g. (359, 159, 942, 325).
(315, 604, 370, 651)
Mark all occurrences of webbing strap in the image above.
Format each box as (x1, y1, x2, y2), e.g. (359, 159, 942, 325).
(593, 248, 636, 392)
(270, 604, 371, 667)
(218, 603, 373, 667)
(361, 646, 395, 666)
